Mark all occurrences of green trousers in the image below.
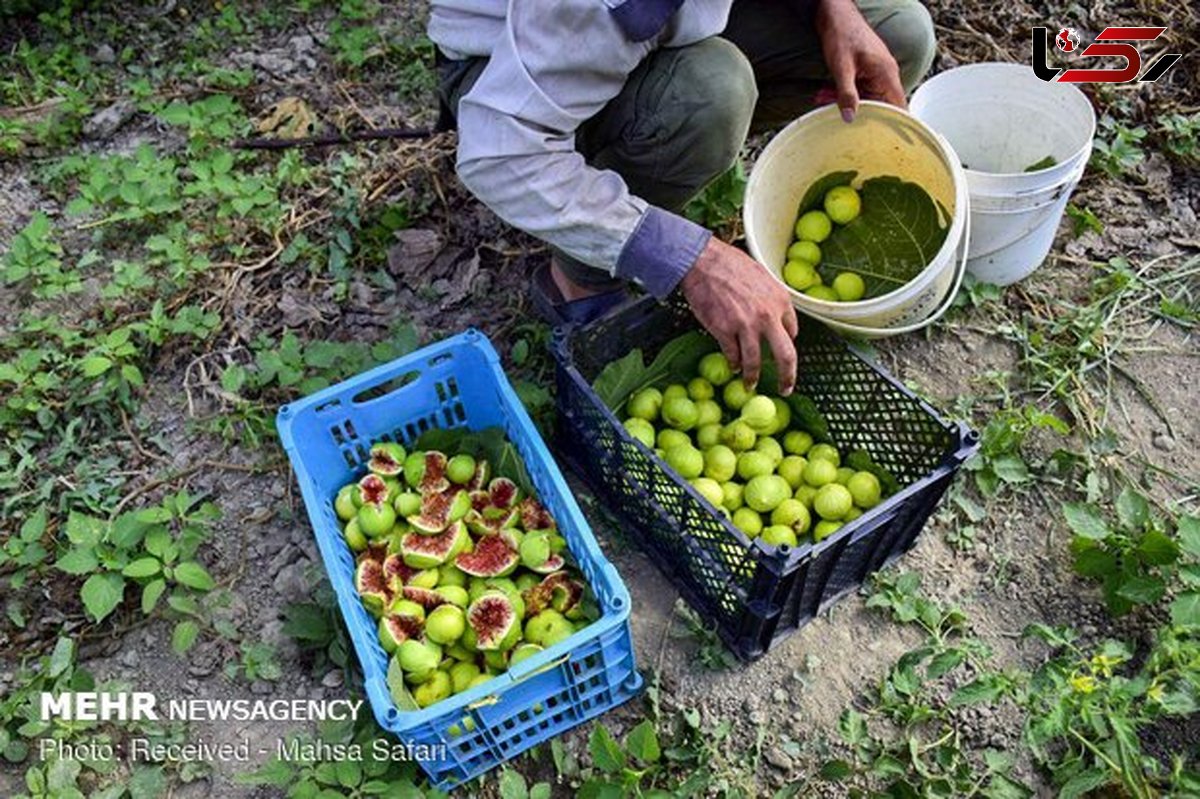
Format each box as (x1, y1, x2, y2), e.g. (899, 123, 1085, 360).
(439, 0, 936, 288)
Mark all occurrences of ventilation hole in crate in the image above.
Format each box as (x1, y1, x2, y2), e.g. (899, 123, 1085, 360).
(354, 443, 368, 464)
(315, 398, 342, 414)
(442, 406, 457, 427)
(331, 426, 346, 445)
(447, 375, 460, 396)
(428, 352, 453, 367)
(352, 370, 420, 404)
(453, 402, 466, 423)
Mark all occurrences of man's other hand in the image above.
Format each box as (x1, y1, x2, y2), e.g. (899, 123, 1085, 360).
(816, 0, 906, 121)
(680, 238, 799, 395)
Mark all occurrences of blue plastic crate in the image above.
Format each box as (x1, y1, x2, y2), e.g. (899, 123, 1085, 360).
(276, 329, 642, 790)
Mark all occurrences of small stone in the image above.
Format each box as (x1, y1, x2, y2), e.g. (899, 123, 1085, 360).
(172, 778, 212, 799)
(188, 661, 214, 678)
(268, 543, 299, 573)
(288, 34, 316, 54)
(322, 669, 345, 688)
(1152, 433, 1176, 452)
(765, 747, 794, 771)
(273, 560, 311, 603)
(120, 649, 139, 668)
(94, 44, 116, 64)
(83, 99, 136, 140)
(387, 229, 443, 277)
(251, 680, 273, 696)
(772, 689, 789, 704)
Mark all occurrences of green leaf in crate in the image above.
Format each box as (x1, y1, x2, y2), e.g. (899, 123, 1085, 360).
(591, 349, 646, 411)
(475, 428, 535, 499)
(785, 394, 830, 441)
(816, 176, 950, 299)
(386, 657, 419, 711)
(413, 427, 468, 454)
(591, 330, 716, 411)
(845, 449, 901, 497)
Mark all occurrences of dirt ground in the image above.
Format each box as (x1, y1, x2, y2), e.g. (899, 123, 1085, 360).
(0, 1, 1197, 797)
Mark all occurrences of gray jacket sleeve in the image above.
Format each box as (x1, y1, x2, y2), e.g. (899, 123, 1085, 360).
(454, 0, 712, 298)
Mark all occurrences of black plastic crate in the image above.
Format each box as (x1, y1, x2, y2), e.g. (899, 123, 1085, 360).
(551, 297, 978, 661)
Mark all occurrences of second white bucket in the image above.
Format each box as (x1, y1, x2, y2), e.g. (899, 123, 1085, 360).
(909, 63, 1096, 285)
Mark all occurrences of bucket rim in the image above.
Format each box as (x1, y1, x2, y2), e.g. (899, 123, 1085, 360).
(745, 100, 969, 317)
(910, 62, 1096, 181)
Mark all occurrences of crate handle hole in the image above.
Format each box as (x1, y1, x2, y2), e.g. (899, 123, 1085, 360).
(313, 399, 341, 414)
(352, 370, 421, 404)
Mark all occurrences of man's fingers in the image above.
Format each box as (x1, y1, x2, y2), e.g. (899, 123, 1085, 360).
(782, 305, 799, 340)
(718, 334, 742, 375)
(739, 332, 762, 390)
(765, 322, 798, 396)
(831, 57, 860, 122)
(879, 70, 906, 108)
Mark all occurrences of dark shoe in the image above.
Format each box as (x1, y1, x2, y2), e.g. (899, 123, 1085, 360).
(530, 262, 632, 327)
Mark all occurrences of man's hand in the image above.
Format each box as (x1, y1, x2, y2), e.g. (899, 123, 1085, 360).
(680, 238, 799, 395)
(816, 0, 906, 121)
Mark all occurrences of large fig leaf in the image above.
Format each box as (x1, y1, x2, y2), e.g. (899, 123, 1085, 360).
(813, 175, 949, 299)
(592, 330, 715, 411)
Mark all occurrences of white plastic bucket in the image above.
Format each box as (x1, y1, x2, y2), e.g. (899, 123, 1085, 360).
(909, 63, 1096, 285)
(744, 101, 969, 335)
